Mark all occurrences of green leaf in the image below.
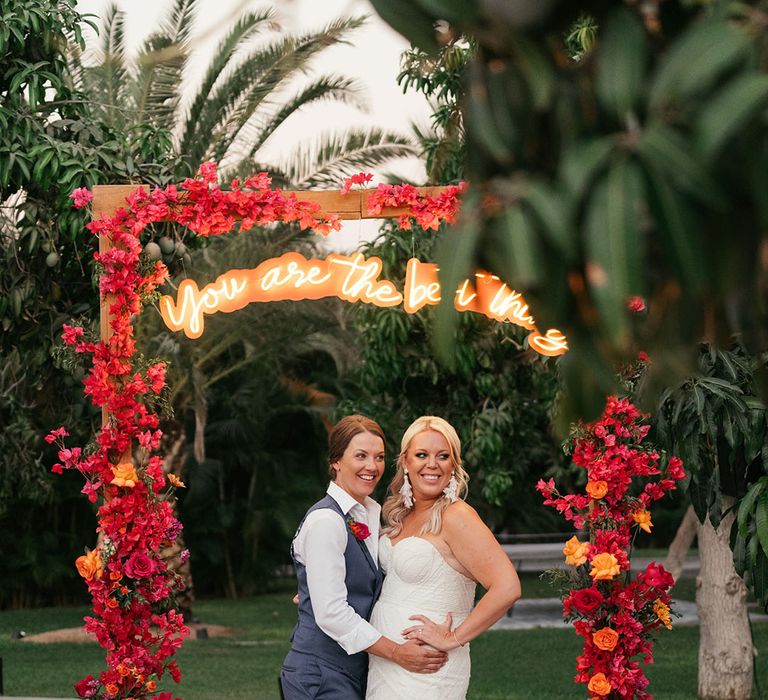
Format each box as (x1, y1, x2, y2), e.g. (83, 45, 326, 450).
(596, 8, 646, 118)
(560, 137, 615, 204)
(464, 62, 513, 162)
(690, 475, 710, 523)
(650, 18, 750, 111)
(514, 35, 556, 110)
(756, 490, 768, 559)
(584, 157, 644, 344)
(414, 0, 481, 24)
(369, 0, 439, 53)
(732, 524, 747, 577)
(697, 74, 768, 159)
(521, 181, 574, 260)
(738, 479, 766, 537)
(643, 161, 707, 292)
(486, 205, 541, 288)
(637, 124, 721, 204)
(432, 202, 481, 364)
(752, 547, 768, 609)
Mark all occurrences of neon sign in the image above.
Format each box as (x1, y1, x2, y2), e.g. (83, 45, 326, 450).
(159, 253, 568, 357)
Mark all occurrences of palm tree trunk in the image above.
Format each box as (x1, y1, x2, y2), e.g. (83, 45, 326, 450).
(697, 496, 754, 699)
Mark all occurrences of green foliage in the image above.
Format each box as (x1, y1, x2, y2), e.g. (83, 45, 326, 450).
(398, 39, 472, 183)
(338, 223, 562, 530)
(370, 1, 768, 429)
(0, 0, 182, 606)
(655, 344, 768, 608)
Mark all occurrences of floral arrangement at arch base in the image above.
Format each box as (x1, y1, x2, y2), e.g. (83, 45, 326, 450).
(537, 396, 686, 700)
(51, 164, 464, 699)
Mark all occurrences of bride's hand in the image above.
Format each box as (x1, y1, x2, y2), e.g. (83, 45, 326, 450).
(402, 613, 458, 651)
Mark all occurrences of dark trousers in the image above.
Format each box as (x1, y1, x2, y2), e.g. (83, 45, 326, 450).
(280, 649, 365, 700)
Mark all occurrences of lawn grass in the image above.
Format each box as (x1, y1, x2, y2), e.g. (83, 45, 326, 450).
(0, 594, 765, 700)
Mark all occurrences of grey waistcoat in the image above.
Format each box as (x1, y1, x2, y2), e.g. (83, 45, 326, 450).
(289, 494, 384, 679)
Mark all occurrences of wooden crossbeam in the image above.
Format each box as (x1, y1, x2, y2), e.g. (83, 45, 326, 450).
(91, 184, 450, 220)
(92, 182, 452, 428)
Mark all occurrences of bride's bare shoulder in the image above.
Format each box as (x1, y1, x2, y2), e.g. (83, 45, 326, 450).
(442, 500, 485, 530)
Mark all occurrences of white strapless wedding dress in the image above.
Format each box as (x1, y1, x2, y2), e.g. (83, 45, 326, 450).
(366, 536, 476, 700)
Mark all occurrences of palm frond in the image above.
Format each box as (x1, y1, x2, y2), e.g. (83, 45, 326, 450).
(65, 37, 86, 93)
(276, 128, 418, 189)
(99, 3, 128, 126)
(179, 8, 277, 151)
(162, 0, 199, 47)
(132, 0, 199, 131)
(243, 75, 367, 158)
(132, 34, 186, 131)
(192, 16, 367, 166)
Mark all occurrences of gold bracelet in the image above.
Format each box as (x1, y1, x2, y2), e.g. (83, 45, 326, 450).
(452, 629, 465, 648)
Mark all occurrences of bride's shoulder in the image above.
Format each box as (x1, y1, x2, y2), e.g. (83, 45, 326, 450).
(442, 500, 483, 528)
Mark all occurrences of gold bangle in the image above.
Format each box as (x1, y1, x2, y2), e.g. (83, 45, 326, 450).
(452, 629, 465, 648)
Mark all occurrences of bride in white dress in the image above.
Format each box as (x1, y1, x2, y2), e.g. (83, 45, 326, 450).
(366, 417, 521, 700)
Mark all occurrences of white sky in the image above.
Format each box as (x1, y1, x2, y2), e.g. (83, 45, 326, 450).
(75, 0, 432, 250)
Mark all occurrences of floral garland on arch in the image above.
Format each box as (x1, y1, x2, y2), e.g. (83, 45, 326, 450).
(537, 396, 686, 700)
(50, 163, 464, 700)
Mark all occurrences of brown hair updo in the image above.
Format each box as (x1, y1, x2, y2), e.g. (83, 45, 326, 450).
(328, 415, 386, 480)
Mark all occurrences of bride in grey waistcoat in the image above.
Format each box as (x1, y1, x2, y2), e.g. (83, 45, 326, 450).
(280, 415, 447, 700)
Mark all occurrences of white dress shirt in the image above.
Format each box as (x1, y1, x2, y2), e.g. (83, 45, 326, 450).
(292, 481, 382, 654)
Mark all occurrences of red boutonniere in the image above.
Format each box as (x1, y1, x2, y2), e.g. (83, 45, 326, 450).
(345, 514, 370, 541)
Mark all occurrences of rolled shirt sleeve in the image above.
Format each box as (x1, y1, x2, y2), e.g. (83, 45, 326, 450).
(296, 510, 382, 655)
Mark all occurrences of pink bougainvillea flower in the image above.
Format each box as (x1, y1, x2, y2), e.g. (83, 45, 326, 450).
(70, 187, 94, 209)
(342, 172, 374, 193)
(44, 426, 69, 444)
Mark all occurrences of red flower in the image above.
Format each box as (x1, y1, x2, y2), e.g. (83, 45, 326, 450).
(569, 587, 604, 614)
(627, 296, 646, 313)
(44, 426, 69, 444)
(346, 516, 370, 541)
(62, 324, 85, 345)
(124, 551, 156, 579)
(74, 675, 99, 698)
(643, 562, 674, 590)
(342, 172, 374, 193)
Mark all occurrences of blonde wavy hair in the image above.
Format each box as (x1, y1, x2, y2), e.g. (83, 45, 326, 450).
(383, 416, 469, 537)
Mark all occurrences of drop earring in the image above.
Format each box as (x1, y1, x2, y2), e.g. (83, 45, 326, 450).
(399, 469, 414, 508)
(443, 474, 458, 502)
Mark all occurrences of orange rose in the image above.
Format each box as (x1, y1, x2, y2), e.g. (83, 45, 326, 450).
(117, 664, 130, 677)
(563, 535, 590, 566)
(586, 480, 608, 499)
(590, 552, 621, 581)
(111, 462, 139, 488)
(75, 549, 103, 581)
(105, 683, 119, 696)
(588, 672, 612, 696)
(146, 680, 157, 692)
(106, 597, 119, 609)
(633, 509, 653, 533)
(592, 626, 619, 651)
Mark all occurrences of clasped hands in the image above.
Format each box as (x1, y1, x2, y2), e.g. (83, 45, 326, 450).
(402, 612, 462, 651)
